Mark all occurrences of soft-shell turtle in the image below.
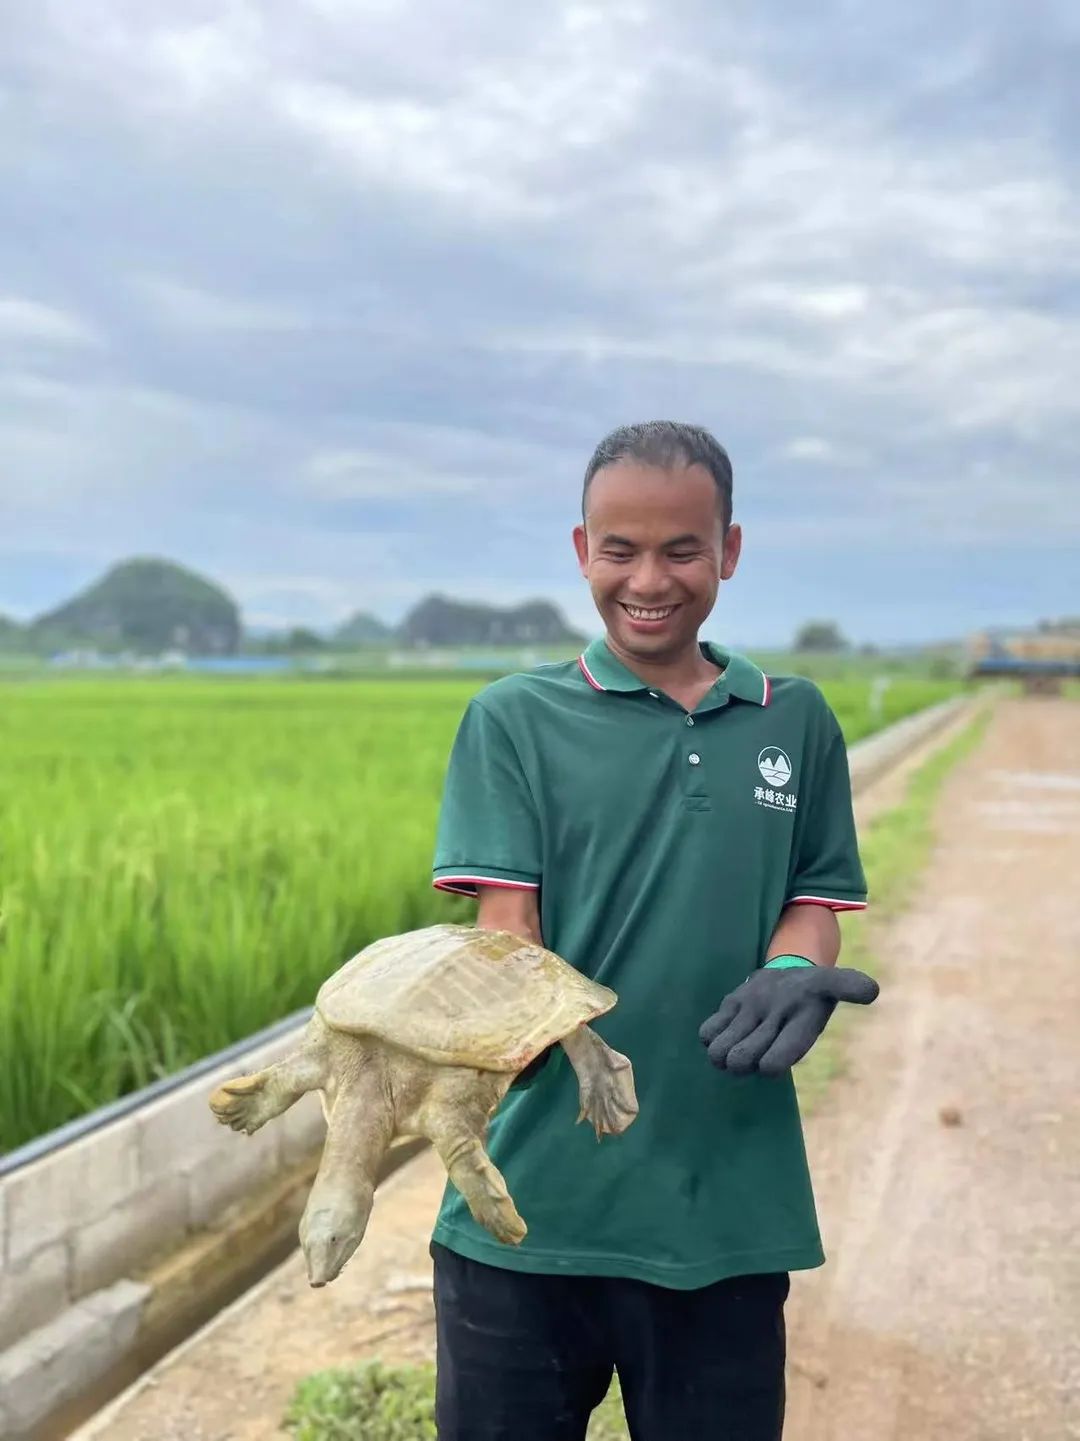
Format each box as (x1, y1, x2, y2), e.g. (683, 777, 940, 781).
(209, 923, 638, 1286)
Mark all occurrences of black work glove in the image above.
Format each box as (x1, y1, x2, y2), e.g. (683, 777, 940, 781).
(699, 958, 879, 1076)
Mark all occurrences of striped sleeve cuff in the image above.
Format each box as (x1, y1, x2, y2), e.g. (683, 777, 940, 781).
(433, 865, 541, 898)
(787, 893, 868, 912)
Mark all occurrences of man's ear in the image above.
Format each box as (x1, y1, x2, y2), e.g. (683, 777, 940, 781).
(720, 522, 742, 581)
(572, 523, 589, 578)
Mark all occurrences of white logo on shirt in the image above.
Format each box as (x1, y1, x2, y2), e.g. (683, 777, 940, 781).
(757, 748, 792, 788)
(755, 748, 797, 813)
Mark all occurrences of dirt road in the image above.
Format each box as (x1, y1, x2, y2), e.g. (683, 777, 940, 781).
(784, 696, 1080, 1440)
(77, 698, 1080, 1440)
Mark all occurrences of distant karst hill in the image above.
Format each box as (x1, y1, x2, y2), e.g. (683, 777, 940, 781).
(10, 560, 585, 657)
(31, 558, 241, 655)
(398, 594, 586, 648)
(333, 610, 393, 646)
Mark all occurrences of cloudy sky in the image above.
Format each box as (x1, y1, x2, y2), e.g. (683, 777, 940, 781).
(2, 0, 1077, 646)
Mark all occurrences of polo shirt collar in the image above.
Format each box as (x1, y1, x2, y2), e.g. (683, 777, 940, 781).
(578, 637, 771, 706)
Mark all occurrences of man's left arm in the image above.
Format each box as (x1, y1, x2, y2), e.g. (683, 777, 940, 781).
(701, 700, 877, 1075)
(766, 900, 841, 970)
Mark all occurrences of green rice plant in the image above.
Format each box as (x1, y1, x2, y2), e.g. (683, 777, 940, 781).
(0, 673, 960, 1151)
(0, 679, 476, 1149)
(807, 676, 960, 744)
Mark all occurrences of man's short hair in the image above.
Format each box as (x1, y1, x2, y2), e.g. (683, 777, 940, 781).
(582, 421, 733, 530)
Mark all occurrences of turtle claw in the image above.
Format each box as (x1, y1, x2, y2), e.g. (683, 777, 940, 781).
(574, 1103, 604, 1141)
(576, 1061, 639, 1140)
(209, 1072, 276, 1134)
(562, 1027, 639, 1141)
(482, 1176, 527, 1243)
(574, 1104, 596, 1136)
(485, 1192, 528, 1245)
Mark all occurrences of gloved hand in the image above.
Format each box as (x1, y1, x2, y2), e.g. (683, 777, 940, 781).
(699, 957, 879, 1076)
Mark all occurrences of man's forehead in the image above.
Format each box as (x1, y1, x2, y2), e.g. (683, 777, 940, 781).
(586, 459, 718, 508)
(585, 465, 723, 531)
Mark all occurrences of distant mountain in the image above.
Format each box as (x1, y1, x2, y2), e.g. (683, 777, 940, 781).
(399, 594, 586, 648)
(31, 558, 241, 655)
(0, 614, 28, 650)
(16, 559, 586, 658)
(333, 610, 393, 646)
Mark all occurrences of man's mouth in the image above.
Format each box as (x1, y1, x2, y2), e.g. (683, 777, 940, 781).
(619, 603, 678, 623)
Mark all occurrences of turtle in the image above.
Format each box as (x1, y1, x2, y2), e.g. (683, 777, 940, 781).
(208, 923, 638, 1287)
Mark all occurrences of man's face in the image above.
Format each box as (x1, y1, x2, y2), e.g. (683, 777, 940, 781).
(572, 458, 742, 662)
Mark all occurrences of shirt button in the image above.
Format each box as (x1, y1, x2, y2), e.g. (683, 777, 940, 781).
(688, 752, 701, 765)
(686, 715, 695, 726)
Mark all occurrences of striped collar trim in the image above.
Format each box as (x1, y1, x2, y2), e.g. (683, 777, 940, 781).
(577, 638, 771, 706)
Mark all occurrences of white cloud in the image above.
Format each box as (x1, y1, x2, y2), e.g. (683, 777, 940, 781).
(780, 437, 842, 463)
(136, 276, 312, 333)
(274, 15, 650, 225)
(0, 297, 101, 345)
(296, 423, 576, 504)
(0, 371, 287, 525)
(733, 284, 872, 323)
(145, 16, 263, 106)
(301, 448, 479, 500)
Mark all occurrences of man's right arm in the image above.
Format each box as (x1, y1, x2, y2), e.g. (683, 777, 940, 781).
(476, 883, 551, 1087)
(431, 696, 548, 1088)
(476, 883, 542, 945)
(432, 693, 543, 917)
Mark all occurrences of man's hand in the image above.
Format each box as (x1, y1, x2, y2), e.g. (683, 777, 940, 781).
(699, 961, 879, 1075)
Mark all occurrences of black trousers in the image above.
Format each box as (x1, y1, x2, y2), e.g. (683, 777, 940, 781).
(431, 1242, 788, 1441)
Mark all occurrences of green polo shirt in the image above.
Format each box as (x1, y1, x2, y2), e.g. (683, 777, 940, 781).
(429, 636, 867, 1288)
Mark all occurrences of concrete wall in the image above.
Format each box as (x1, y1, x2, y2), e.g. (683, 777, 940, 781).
(845, 696, 967, 792)
(0, 693, 971, 1438)
(0, 1026, 326, 1438)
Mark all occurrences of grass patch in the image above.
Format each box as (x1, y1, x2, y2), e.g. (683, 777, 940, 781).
(284, 1362, 439, 1441)
(793, 705, 991, 1113)
(284, 1361, 631, 1440)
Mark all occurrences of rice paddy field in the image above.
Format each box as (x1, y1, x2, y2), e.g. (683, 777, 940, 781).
(0, 672, 959, 1152)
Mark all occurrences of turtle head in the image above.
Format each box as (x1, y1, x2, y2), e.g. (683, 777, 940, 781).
(299, 1191, 372, 1287)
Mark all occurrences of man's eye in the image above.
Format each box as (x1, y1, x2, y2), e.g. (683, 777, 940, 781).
(603, 551, 633, 561)
(669, 552, 698, 562)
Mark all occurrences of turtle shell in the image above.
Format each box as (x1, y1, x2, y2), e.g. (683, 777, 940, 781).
(314, 923, 616, 1071)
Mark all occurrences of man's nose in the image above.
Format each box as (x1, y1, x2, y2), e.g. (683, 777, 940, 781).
(626, 554, 670, 596)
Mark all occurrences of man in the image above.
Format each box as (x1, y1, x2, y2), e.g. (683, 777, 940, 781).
(429, 421, 877, 1440)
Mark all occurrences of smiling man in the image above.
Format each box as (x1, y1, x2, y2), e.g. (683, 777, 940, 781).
(429, 421, 877, 1440)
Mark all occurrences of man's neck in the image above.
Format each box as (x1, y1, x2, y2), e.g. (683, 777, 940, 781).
(604, 634, 723, 696)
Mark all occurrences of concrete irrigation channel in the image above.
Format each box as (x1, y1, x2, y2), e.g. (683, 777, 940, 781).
(0, 696, 975, 1441)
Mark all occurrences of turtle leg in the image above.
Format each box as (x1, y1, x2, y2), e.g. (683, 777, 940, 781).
(418, 1068, 526, 1245)
(300, 1065, 394, 1287)
(560, 1024, 639, 1140)
(209, 1014, 329, 1135)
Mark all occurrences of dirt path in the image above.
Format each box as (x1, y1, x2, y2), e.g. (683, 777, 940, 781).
(77, 698, 1080, 1440)
(785, 697, 1080, 1440)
